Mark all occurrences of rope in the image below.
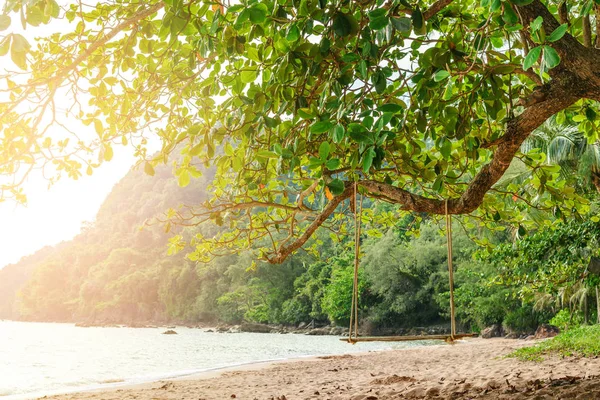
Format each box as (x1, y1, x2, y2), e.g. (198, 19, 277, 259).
(445, 199, 456, 341)
(348, 181, 362, 343)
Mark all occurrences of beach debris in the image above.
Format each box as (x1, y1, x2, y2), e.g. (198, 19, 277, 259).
(162, 329, 177, 334)
(230, 394, 236, 398)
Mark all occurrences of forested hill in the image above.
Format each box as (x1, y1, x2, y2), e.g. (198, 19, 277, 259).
(0, 155, 478, 330)
(0, 162, 212, 323)
(1, 159, 595, 334)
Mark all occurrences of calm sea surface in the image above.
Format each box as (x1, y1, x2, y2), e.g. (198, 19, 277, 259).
(0, 321, 435, 399)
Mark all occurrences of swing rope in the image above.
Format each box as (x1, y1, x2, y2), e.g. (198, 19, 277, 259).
(348, 181, 362, 344)
(445, 199, 456, 340)
(346, 193, 459, 343)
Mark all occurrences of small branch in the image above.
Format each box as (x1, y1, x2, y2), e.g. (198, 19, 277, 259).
(423, 0, 455, 20)
(268, 184, 353, 263)
(558, 1, 569, 25)
(583, 14, 592, 47)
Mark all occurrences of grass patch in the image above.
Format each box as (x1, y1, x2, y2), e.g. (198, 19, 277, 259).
(508, 325, 600, 362)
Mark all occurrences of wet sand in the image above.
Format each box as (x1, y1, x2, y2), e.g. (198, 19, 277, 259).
(46, 338, 600, 399)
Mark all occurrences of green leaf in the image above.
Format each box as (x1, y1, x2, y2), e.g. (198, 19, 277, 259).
(369, 16, 389, 30)
(310, 120, 333, 134)
(286, 24, 300, 42)
(349, 130, 371, 144)
(363, 146, 376, 173)
(248, 3, 268, 24)
(0, 36, 10, 56)
(93, 119, 103, 135)
(530, 16, 543, 32)
(391, 17, 411, 32)
(0, 15, 10, 31)
(144, 162, 155, 176)
(325, 158, 341, 170)
(372, 70, 386, 94)
(547, 24, 568, 42)
(523, 45, 541, 70)
(103, 144, 113, 162)
(502, 5, 518, 25)
(240, 69, 257, 83)
(491, 0, 501, 12)
(333, 124, 345, 143)
(178, 170, 191, 187)
(412, 7, 426, 35)
(432, 176, 444, 193)
(327, 179, 345, 195)
(543, 46, 560, 69)
(11, 33, 30, 52)
(509, 0, 534, 5)
(434, 70, 450, 82)
(440, 137, 452, 158)
(358, 59, 368, 79)
(319, 141, 330, 160)
(333, 13, 356, 37)
(256, 150, 279, 159)
(377, 104, 403, 113)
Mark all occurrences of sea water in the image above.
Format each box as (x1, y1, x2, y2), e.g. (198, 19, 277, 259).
(0, 320, 432, 399)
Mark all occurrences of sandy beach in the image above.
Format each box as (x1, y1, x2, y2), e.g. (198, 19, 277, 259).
(43, 338, 600, 399)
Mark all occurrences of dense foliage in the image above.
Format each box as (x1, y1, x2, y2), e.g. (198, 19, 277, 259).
(2, 0, 600, 267)
(2, 0, 600, 337)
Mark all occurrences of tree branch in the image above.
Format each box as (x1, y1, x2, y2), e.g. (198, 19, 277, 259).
(268, 184, 353, 263)
(423, 0, 455, 20)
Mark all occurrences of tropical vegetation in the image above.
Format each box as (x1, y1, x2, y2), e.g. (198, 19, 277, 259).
(1, 0, 600, 343)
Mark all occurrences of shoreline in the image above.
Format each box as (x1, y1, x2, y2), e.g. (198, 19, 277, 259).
(7, 340, 402, 400)
(42, 337, 600, 400)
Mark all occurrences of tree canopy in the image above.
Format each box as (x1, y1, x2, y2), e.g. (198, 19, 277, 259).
(1, 0, 600, 263)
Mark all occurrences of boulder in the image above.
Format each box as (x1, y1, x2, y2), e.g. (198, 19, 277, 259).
(162, 329, 177, 335)
(481, 324, 504, 339)
(504, 331, 520, 339)
(239, 323, 272, 333)
(534, 324, 560, 339)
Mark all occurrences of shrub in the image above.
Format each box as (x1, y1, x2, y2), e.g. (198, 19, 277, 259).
(549, 308, 584, 331)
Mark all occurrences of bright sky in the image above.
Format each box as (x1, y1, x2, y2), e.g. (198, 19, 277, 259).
(0, 148, 135, 269)
(0, 3, 139, 269)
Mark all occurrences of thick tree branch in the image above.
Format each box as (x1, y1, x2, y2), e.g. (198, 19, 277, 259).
(268, 185, 353, 263)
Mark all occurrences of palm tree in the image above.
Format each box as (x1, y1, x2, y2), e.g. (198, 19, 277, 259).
(503, 118, 600, 325)
(521, 118, 600, 193)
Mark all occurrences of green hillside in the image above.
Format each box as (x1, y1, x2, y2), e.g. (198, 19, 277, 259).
(1, 161, 598, 335)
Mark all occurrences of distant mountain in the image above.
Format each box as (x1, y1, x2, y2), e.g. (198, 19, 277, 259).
(0, 161, 212, 324)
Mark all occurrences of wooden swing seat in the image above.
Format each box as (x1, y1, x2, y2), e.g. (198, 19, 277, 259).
(340, 333, 478, 343)
(344, 186, 475, 344)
